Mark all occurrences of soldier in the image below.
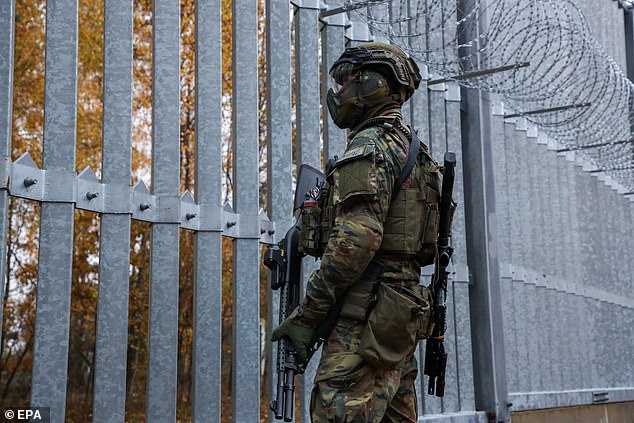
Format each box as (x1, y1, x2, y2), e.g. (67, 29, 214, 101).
(272, 42, 442, 422)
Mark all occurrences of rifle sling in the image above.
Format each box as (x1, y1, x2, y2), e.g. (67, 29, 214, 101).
(313, 261, 383, 341)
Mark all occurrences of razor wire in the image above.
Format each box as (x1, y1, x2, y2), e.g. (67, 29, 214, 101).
(348, 0, 634, 192)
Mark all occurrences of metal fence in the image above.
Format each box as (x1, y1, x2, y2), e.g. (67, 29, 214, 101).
(0, 1, 633, 423)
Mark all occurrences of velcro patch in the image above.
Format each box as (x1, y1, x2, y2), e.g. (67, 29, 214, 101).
(342, 145, 366, 160)
(335, 142, 374, 167)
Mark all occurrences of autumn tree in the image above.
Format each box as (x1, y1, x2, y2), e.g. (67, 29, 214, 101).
(2, 0, 272, 422)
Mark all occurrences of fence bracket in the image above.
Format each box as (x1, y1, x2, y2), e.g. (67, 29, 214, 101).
(10, 153, 45, 202)
(5, 153, 277, 243)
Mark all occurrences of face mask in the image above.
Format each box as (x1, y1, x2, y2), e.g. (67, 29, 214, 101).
(327, 87, 365, 129)
(327, 69, 395, 129)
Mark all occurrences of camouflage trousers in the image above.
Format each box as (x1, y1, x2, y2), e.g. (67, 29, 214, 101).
(310, 317, 418, 423)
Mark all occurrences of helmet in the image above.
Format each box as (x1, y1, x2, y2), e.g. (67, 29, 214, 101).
(326, 42, 422, 129)
(329, 42, 421, 102)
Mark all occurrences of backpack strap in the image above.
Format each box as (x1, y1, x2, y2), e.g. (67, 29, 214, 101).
(392, 124, 420, 200)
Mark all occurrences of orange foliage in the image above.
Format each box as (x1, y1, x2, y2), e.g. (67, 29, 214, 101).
(2, 0, 273, 422)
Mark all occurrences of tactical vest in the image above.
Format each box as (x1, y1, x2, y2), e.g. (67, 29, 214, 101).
(299, 120, 442, 267)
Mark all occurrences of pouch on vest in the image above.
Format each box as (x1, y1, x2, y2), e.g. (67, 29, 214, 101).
(358, 283, 432, 369)
(298, 203, 323, 256)
(380, 159, 441, 266)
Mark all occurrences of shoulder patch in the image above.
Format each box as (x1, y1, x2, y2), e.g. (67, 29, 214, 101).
(335, 137, 375, 167)
(342, 144, 367, 160)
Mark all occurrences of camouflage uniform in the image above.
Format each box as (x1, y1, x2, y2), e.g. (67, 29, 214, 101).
(272, 41, 434, 422)
(297, 109, 430, 422)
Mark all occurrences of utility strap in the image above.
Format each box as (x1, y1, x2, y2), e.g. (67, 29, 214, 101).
(392, 124, 420, 200)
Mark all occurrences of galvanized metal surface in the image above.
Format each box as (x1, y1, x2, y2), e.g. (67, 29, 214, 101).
(193, 232, 223, 423)
(509, 388, 634, 412)
(232, 1, 261, 420)
(418, 412, 488, 423)
(146, 0, 181, 420)
(29, 0, 78, 421)
(293, 3, 325, 419)
(493, 99, 634, 408)
(321, 9, 347, 160)
(193, 0, 223, 421)
(0, 0, 14, 351)
(294, 4, 322, 170)
(445, 84, 476, 414)
(265, 2, 293, 420)
(92, 1, 134, 420)
(3, 0, 634, 422)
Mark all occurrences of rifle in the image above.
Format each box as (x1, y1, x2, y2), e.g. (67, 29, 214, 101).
(424, 151, 457, 397)
(264, 164, 325, 422)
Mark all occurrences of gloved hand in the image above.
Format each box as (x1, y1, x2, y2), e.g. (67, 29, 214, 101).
(271, 311, 316, 364)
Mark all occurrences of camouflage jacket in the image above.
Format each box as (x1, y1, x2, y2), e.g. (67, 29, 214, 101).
(298, 110, 427, 327)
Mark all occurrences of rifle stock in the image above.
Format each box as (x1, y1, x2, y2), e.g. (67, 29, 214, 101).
(424, 152, 456, 397)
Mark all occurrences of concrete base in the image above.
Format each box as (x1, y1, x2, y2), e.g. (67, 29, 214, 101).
(419, 411, 489, 423)
(511, 401, 634, 423)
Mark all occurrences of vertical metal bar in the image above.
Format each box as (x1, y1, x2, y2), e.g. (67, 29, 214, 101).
(30, 0, 78, 421)
(506, 123, 522, 271)
(147, 0, 180, 420)
(539, 140, 556, 392)
(623, 8, 634, 84)
(518, 131, 540, 393)
(526, 133, 540, 273)
(294, 2, 322, 170)
(445, 83, 475, 413)
(506, 122, 524, 394)
(410, 77, 430, 144)
(0, 0, 15, 349)
(193, 0, 223, 421)
(266, 0, 293, 231)
(398, 0, 414, 123)
(560, 153, 576, 284)
(423, 67, 442, 419)
(462, 90, 509, 419)
(575, 164, 592, 387)
(192, 233, 222, 422)
(565, 162, 580, 390)
(434, 84, 457, 414)
(293, 2, 322, 419)
(526, 279, 540, 391)
(428, 88, 446, 157)
(232, 1, 260, 420)
(266, 1, 293, 420)
(516, 123, 530, 270)
(92, 0, 133, 421)
(539, 138, 555, 276)
(534, 287, 548, 392)
(321, 11, 347, 160)
(458, 0, 509, 415)
(494, 113, 517, 393)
